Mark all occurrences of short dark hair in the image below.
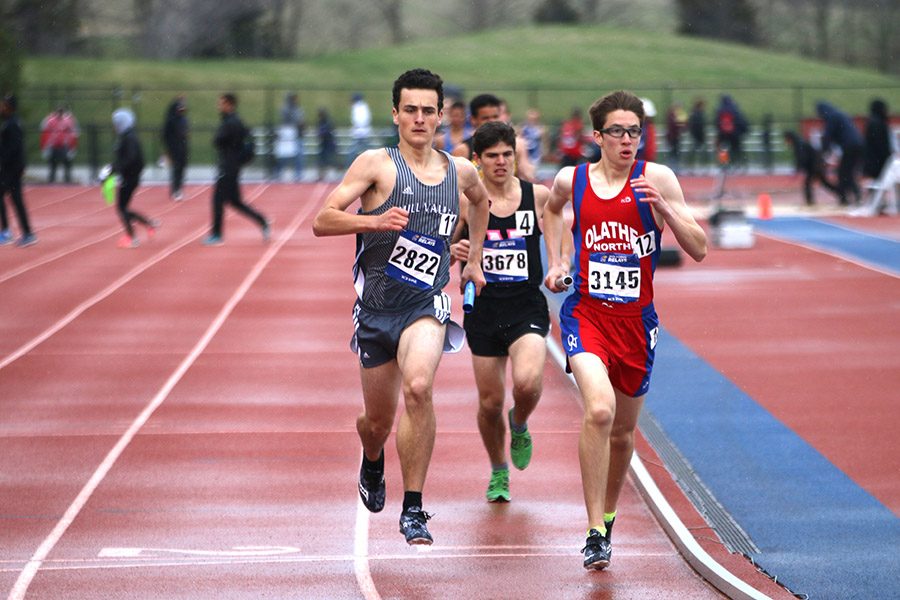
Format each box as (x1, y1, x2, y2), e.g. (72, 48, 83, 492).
(221, 93, 238, 107)
(469, 93, 501, 118)
(392, 68, 444, 112)
(589, 90, 644, 131)
(2, 94, 17, 111)
(472, 121, 516, 155)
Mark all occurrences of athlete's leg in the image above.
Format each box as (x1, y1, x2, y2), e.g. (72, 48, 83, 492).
(604, 389, 645, 514)
(395, 316, 446, 492)
(357, 360, 402, 462)
(472, 354, 507, 466)
(569, 352, 616, 529)
(507, 333, 546, 428)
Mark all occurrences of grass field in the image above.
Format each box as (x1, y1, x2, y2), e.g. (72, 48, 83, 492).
(22, 24, 899, 127)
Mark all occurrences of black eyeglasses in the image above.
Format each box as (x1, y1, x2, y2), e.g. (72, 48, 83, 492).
(599, 126, 643, 139)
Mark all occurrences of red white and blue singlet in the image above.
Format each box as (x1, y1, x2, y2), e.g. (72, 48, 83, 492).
(559, 160, 663, 397)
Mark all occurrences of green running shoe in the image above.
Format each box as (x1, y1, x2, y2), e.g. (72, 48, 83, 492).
(508, 408, 533, 470)
(486, 468, 510, 503)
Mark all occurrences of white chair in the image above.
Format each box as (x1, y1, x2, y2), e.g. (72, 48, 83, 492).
(851, 154, 900, 216)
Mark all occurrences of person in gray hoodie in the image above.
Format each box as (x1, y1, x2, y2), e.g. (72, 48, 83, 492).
(111, 107, 156, 248)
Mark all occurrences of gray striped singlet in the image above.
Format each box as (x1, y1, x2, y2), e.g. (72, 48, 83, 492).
(352, 147, 459, 311)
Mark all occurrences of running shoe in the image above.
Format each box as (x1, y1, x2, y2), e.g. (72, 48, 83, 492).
(605, 516, 616, 544)
(486, 468, 510, 503)
(261, 220, 271, 242)
(16, 233, 37, 248)
(0, 229, 12, 245)
(358, 458, 385, 513)
(582, 528, 611, 570)
(508, 408, 533, 470)
(116, 234, 138, 249)
(399, 506, 433, 545)
(146, 219, 160, 240)
(202, 234, 223, 246)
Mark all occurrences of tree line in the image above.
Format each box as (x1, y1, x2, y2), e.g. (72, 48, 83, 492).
(1, 0, 898, 96)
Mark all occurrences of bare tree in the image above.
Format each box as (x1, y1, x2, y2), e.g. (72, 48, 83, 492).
(6, 0, 82, 54)
(374, 0, 404, 44)
(583, 0, 600, 21)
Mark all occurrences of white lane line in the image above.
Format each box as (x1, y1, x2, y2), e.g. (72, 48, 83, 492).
(3, 548, 669, 575)
(7, 184, 327, 600)
(354, 500, 382, 600)
(0, 185, 263, 370)
(547, 335, 772, 600)
(0, 186, 210, 284)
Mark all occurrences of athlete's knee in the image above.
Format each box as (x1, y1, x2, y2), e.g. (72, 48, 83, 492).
(512, 375, 542, 405)
(609, 425, 636, 453)
(358, 412, 393, 442)
(403, 373, 435, 406)
(583, 403, 614, 430)
(478, 390, 504, 416)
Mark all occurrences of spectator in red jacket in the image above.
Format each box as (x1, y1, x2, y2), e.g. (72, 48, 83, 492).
(557, 108, 586, 168)
(40, 106, 79, 184)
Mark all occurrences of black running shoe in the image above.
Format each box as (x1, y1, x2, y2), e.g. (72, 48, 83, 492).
(399, 506, 433, 545)
(358, 459, 385, 513)
(582, 528, 611, 570)
(605, 517, 615, 544)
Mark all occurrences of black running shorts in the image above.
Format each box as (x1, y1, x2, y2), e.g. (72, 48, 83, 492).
(463, 287, 550, 357)
(351, 292, 464, 368)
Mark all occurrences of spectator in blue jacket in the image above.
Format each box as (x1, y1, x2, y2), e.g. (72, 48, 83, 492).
(815, 101, 864, 206)
(714, 95, 749, 169)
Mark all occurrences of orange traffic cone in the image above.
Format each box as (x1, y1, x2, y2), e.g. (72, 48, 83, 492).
(758, 193, 773, 220)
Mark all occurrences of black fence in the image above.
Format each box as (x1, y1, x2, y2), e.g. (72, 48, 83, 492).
(15, 83, 900, 181)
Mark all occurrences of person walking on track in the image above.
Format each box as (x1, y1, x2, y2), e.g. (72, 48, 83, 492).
(542, 90, 707, 570)
(0, 94, 36, 247)
(203, 93, 270, 246)
(450, 121, 552, 503)
(111, 108, 156, 249)
(312, 68, 490, 546)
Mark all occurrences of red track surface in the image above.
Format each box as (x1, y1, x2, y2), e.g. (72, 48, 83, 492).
(0, 182, 793, 599)
(655, 219, 900, 515)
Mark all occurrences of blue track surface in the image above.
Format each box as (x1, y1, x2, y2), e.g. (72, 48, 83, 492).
(751, 217, 900, 275)
(646, 329, 900, 599)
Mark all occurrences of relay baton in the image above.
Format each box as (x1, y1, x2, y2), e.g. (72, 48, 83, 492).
(463, 281, 476, 313)
(555, 275, 573, 290)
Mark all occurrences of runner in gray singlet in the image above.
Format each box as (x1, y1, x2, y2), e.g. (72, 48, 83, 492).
(313, 68, 491, 546)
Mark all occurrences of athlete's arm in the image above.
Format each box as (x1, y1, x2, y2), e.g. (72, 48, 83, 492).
(534, 181, 573, 278)
(543, 167, 575, 292)
(451, 142, 469, 158)
(633, 163, 708, 262)
(456, 158, 489, 293)
(515, 138, 536, 182)
(312, 150, 408, 237)
(449, 194, 471, 264)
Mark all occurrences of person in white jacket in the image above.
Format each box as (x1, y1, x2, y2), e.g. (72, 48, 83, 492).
(346, 92, 372, 167)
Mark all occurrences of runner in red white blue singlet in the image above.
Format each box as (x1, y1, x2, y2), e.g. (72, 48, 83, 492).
(559, 159, 662, 399)
(542, 90, 708, 571)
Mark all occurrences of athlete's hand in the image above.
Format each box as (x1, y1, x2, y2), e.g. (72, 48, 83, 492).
(450, 239, 470, 265)
(461, 260, 486, 295)
(375, 206, 409, 231)
(631, 175, 671, 215)
(543, 264, 570, 293)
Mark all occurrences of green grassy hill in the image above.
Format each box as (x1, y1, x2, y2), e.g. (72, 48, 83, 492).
(23, 24, 899, 128)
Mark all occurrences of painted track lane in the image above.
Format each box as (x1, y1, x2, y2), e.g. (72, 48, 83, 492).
(0, 182, 775, 598)
(650, 218, 900, 598)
